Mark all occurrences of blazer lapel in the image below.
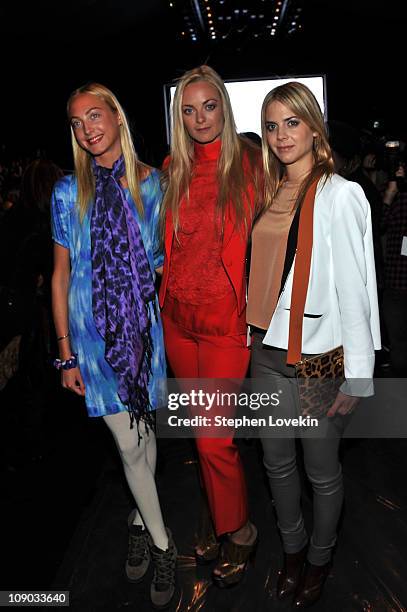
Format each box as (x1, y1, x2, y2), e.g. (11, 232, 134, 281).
(164, 210, 174, 259)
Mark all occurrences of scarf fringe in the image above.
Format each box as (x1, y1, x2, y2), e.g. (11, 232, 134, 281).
(128, 399, 155, 445)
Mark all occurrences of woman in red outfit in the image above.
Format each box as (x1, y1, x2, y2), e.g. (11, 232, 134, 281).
(159, 65, 261, 587)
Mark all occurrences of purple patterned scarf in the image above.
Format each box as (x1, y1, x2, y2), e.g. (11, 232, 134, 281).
(90, 155, 155, 429)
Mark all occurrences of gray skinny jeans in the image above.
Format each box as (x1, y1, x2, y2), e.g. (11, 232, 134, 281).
(251, 332, 344, 566)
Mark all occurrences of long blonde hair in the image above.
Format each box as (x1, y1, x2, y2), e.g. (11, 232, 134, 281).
(260, 81, 334, 213)
(67, 82, 145, 221)
(161, 65, 260, 236)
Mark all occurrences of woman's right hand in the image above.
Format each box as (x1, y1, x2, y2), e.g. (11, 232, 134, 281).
(61, 366, 86, 396)
(52, 244, 85, 395)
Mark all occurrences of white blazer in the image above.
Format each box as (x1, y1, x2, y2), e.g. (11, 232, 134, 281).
(262, 174, 381, 380)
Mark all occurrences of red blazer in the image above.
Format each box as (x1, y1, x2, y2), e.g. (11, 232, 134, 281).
(159, 159, 260, 316)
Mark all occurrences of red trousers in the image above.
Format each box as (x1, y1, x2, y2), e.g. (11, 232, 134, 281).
(162, 311, 250, 536)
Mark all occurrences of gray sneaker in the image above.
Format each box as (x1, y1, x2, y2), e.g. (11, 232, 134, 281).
(125, 510, 151, 583)
(150, 528, 177, 609)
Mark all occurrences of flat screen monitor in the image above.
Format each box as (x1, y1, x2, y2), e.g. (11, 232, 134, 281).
(163, 74, 327, 145)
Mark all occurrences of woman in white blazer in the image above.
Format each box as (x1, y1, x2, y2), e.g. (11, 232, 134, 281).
(247, 82, 381, 608)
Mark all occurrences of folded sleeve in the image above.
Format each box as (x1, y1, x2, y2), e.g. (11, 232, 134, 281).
(147, 170, 164, 269)
(51, 176, 73, 249)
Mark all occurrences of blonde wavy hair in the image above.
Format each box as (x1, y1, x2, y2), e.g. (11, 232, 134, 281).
(260, 81, 334, 213)
(67, 82, 145, 221)
(161, 65, 260, 236)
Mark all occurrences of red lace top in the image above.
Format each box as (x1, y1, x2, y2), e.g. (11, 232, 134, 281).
(167, 139, 233, 305)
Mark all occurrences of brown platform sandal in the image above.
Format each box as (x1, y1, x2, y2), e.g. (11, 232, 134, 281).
(212, 526, 258, 588)
(195, 500, 220, 564)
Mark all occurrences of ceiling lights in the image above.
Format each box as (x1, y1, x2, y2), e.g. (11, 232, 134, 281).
(171, 0, 304, 44)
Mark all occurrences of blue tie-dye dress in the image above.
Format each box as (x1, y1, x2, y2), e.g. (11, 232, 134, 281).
(51, 169, 167, 418)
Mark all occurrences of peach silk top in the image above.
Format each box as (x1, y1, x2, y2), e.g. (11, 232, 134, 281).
(247, 181, 300, 330)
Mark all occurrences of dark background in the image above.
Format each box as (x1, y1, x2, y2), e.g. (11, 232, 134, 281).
(1, 0, 406, 169)
(2, 2, 407, 603)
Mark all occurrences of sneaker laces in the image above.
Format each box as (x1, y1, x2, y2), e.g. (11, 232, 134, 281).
(128, 527, 149, 566)
(151, 543, 176, 590)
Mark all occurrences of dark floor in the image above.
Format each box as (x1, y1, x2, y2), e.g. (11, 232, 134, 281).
(1, 364, 407, 611)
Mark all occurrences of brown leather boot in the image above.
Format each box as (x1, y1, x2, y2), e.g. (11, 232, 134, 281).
(276, 544, 307, 600)
(293, 561, 330, 608)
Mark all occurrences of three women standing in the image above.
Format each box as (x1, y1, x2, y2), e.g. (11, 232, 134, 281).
(51, 74, 381, 606)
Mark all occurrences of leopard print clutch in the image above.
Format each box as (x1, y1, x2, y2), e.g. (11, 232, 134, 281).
(295, 346, 344, 418)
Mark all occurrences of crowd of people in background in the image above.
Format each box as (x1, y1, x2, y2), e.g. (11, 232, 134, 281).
(328, 123, 407, 376)
(0, 153, 65, 469)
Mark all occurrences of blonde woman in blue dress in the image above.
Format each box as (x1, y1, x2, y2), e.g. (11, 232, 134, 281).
(51, 82, 176, 609)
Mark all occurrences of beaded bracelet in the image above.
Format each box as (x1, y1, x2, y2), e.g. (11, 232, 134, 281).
(53, 354, 78, 370)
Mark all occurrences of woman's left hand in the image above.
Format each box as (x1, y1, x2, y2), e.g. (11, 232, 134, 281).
(327, 391, 359, 417)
